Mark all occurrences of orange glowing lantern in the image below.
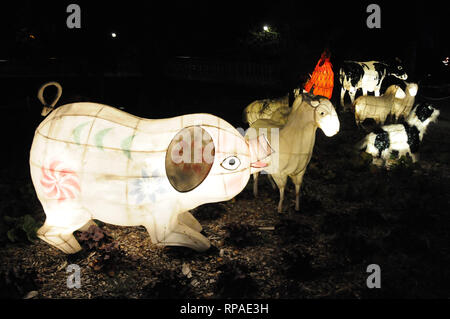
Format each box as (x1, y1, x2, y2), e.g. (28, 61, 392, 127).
(303, 50, 334, 99)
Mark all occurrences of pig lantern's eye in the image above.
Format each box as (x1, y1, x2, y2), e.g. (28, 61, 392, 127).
(221, 156, 241, 171)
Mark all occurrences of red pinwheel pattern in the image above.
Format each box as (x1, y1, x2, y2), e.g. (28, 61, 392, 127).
(40, 161, 81, 202)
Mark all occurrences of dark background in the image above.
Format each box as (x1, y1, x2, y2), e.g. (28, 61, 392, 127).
(0, 1, 449, 300)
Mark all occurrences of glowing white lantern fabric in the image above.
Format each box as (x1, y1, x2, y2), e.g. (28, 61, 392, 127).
(356, 103, 440, 166)
(391, 82, 418, 121)
(243, 94, 291, 127)
(37, 81, 62, 116)
(245, 93, 340, 213)
(30, 102, 273, 253)
(354, 85, 406, 126)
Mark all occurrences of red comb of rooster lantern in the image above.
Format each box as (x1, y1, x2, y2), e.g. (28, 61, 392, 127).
(303, 50, 334, 99)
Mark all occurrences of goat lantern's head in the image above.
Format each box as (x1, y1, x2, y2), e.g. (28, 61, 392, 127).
(308, 96, 340, 137)
(386, 85, 407, 99)
(165, 124, 273, 204)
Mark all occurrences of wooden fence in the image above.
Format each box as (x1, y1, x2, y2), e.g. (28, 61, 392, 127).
(164, 57, 282, 87)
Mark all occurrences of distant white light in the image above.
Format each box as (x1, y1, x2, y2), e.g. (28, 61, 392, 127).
(443, 57, 449, 66)
(111, 32, 117, 38)
(263, 25, 269, 32)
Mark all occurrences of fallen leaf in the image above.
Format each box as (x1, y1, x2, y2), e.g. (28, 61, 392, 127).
(23, 291, 38, 299)
(182, 263, 192, 278)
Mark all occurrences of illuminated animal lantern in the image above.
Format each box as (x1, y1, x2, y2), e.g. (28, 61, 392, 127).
(37, 81, 63, 116)
(30, 84, 273, 253)
(391, 82, 418, 121)
(356, 103, 439, 166)
(339, 60, 408, 109)
(354, 85, 406, 126)
(245, 93, 340, 213)
(243, 88, 301, 127)
(303, 50, 334, 99)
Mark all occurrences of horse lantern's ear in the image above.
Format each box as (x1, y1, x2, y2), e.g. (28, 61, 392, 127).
(310, 100, 320, 107)
(165, 126, 215, 192)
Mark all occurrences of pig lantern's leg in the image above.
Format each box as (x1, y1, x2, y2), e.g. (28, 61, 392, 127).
(37, 224, 82, 254)
(144, 212, 210, 252)
(37, 205, 92, 254)
(290, 171, 306, 212)
(171, 222, 210, 252)
(78, 220, 97, 232)
(252, 172, 259, 197)
(178, 211, 203, 233)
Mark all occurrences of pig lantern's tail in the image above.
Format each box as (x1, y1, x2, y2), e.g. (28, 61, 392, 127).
(37, 81, 63, 117)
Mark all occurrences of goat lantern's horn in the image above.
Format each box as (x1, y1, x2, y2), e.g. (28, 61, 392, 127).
(248, 134, 274, 170)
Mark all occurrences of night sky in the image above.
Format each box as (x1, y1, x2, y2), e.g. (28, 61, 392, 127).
(0, 1, 447, 61)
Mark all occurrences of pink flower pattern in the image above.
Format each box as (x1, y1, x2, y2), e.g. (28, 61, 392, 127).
(40, 161, 81, 202)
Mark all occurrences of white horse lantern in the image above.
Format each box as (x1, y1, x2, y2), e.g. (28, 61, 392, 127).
(245, 93, 340, 213)
(30, 83, 273, 253)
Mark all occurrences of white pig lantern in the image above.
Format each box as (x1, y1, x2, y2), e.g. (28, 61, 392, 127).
(30, 83, 273, 253)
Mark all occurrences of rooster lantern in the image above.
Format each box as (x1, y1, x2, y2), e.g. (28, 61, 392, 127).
(303, 50, 334, 99)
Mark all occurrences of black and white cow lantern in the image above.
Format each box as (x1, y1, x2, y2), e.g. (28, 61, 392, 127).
(356, 103, 439, 166)
(339, 59, 408, 109)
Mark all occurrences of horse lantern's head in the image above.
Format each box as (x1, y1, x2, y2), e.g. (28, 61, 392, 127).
(310, 97, 340, 137)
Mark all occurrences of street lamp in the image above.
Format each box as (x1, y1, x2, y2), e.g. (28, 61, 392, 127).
(263, 25, 269, 32)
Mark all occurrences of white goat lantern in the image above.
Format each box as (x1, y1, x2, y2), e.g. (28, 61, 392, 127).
(30, 86, 273, 253)
(354, 84, 406, 126)
(391, 82, 418, 121)
(243, 88, 301, 127)
(339, 60, 408, 108)
(356, 103, 439, 166)
(245, 93, 340, 213)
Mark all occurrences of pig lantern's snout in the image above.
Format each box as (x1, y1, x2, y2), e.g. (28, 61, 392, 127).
(248, 134, 273, 172)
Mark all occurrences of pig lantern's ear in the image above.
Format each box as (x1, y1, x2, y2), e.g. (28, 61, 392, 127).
(165, 126, 215, 192)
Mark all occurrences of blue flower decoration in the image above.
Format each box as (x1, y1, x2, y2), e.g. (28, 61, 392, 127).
(130, 168, 167, 204)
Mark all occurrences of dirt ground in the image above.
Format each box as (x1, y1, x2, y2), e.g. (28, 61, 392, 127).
(0, 87, 449, 299)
